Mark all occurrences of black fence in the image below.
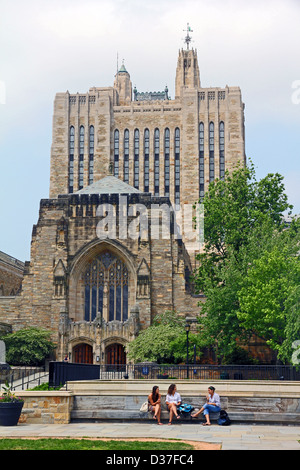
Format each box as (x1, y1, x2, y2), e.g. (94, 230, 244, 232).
(105, 363, 300, 381)
(48, 362, 100, 388)
(47, 362, 300, 388)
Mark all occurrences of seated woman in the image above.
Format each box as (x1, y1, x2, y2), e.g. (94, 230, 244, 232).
(165, 384, 182, 425)
(191, 386, 221, 426)
(148, 386, 163, 425)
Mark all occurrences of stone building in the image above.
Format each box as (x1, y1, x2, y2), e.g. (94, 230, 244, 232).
(0, 40, 246, 365)
(0, 251, 24, 297)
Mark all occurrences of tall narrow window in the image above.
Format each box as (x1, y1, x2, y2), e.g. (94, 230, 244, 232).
(199, 122, 205, 199)
(134, 129, 139, 189)
(219, 121, 225, 180)
(69, 126, 75, 193)
(79, 125, 84, 190)
(114, 129, 119, 177)
(89, 125, 94, 185)
(84, 252, 129, 323)
(123, 129, 129, 184)
(209, 122, 214, 182)
(154, 128, 160, 196)
(144, 129, 150, 192)
(174, 128, 180, 206)
(164, 128, 170, 197)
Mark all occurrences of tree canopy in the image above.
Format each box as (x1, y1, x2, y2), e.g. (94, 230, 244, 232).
(193, 162, 299, 364)
(1, 327, 55, 366)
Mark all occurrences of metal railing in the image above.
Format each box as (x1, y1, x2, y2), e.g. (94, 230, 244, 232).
(101, 363, 300, 381)
(0, 366, 48, 391)
(4, 363, 299, 391)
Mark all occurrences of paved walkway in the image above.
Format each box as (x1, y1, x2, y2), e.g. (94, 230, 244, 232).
(0, 422, 299, 450)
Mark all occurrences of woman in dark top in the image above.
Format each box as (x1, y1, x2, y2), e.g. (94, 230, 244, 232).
(148, 385, 163, 425)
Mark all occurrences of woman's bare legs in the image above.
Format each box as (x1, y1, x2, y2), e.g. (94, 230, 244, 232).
(153, 404, 163, 424)
(191, 406, 204, 418)
(168, 403, 180, 424)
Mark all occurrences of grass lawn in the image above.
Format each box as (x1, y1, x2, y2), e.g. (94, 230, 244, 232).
(0, 438, 194, 451)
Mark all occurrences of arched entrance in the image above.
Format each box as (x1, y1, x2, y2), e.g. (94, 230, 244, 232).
(73, 343, 93, 364)
(105, 343, 126, 371)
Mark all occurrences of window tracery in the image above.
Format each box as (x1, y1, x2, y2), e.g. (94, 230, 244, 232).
(84, 251, 129, 323)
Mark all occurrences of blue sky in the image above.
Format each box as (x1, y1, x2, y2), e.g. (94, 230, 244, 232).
(0, 0, 299, 262)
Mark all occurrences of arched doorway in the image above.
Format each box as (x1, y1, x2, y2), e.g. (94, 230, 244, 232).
(105, 343, 126, 371)
(73, 343, 93, 364)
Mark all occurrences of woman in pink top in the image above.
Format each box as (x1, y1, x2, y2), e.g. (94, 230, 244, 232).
(165, 384, 182, 425)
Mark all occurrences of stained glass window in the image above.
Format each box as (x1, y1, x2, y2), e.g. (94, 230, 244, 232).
(134, 129, 139, 189)
(114, 129, 119, 177)
(154, 128, 160, 196)
(199, 122, 205, 199)
(79, 125, 84, 189)
(84, 252, 129, 323)
(89, 125, 94, 185)
(174, 128, 180, 205)
(209, 122, 214, 182)
(69, 126, 75, 193)
(123, 129, 129, 184)
(219, 122, 225, 180)
(144, 129, 150, 192)
(164, 128, 170, 197)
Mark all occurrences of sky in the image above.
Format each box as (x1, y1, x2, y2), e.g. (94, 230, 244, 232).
(0, 0, 299, 262)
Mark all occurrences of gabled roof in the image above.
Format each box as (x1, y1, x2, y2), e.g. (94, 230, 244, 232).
(75, 176, 143, 195)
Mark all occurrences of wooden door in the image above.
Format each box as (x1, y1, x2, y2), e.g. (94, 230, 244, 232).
(106, 343, 126, 370)
(73, 343, 93, 364)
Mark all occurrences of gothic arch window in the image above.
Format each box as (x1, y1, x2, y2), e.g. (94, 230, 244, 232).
(84, 251, 129, 323)
(89, 125, 94, 185)
(164, 128, 170, 197)
(154, 128, 160, 196)
(79, 125, 85, 190)
(144, 129, 150, 192)
(219, 121, 225, 180)
(209, 122, 214, 183)
(123, 129, 129, 184)
(69, 126, 75, 193)
(114, 129, 119, 177)
(174, 127, 180, 206)
(199, 122, 205, 199)
(134, 129, 140, 189)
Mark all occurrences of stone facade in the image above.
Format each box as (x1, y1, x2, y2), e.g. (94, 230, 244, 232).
(0, 44, 245, 365)
(49, 48, 245, 212)
(0, 251, 24, 297)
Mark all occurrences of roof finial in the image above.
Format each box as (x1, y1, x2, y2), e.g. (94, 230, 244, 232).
(183, 23, 193, 50)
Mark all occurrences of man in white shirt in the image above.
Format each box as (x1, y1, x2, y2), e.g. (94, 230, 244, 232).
(191, 386, 221, 425)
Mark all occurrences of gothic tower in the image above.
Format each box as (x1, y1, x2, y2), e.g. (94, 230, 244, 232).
(175, 48, 201, 98)
(113, 62, 132, 105)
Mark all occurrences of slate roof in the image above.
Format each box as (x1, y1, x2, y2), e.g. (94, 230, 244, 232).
(75, 176, 143, 195)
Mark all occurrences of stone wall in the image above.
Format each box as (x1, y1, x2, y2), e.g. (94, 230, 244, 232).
(0, 251, 24, 297)
(9, 381, 300, 425)
(18, 392, 73, 425)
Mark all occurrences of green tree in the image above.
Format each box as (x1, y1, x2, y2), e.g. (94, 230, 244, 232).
(193, 162, 294, 362)
(237, 239, 300, 360)
(1, 327, 55, 366)
(126, 311, 199, 364)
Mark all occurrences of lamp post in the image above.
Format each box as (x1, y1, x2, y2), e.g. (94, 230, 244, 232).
(185, 321, 191, 379)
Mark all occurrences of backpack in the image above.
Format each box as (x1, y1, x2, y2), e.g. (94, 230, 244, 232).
(217, 409, 231, 426)
(177, 404, 194, 415)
